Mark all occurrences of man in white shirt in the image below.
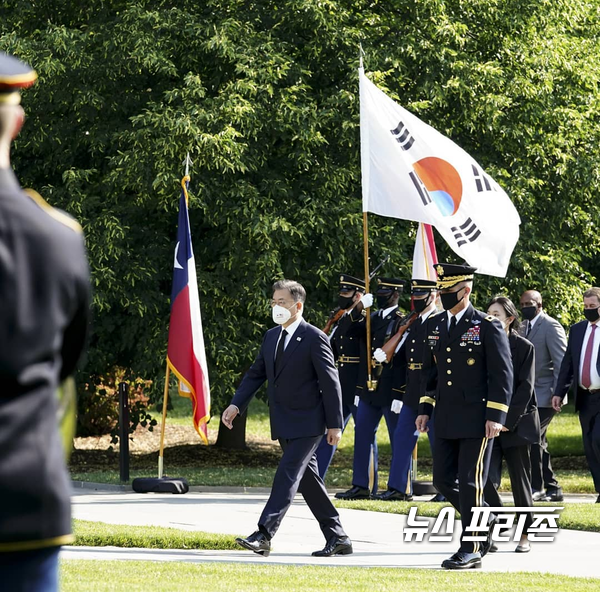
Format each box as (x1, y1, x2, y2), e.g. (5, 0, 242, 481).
(553, 287, 600, 503)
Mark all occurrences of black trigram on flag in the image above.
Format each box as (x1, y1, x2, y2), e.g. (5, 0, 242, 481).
(390, 121, 415, 151)
(472, 164, 497, 193)
(409, 171, 431, 206)
(451, 218, 481, 247)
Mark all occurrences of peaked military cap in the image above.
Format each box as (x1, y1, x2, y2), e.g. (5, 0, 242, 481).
(435, 262, 477, 289)
(339, 274, 366, 293)
(376, 277, 405, 292)
(0, 52, 37, 105)
(411, 278, 437, 295)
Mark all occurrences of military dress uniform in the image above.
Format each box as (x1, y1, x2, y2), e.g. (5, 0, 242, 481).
(383, 279, 440, 499)
(336, 278, 405, 498)
(418, 264, 512, 566)
(315, 274, 366, 478)
(0, 52, 91, 590)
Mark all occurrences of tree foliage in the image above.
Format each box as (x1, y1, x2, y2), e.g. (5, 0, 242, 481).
(2, 0, 599, 420)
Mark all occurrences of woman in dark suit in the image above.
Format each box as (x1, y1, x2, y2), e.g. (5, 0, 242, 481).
(484, 295, 541, 553)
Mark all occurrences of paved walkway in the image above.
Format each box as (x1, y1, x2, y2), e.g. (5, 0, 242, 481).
(63, 485, 600, 577)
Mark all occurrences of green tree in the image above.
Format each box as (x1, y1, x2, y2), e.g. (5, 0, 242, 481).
(1, 0, 599, 438)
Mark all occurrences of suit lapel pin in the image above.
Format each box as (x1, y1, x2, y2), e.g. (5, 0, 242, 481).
(297, 337, 302, 341)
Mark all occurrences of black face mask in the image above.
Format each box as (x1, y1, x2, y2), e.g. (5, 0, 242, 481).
(376, 294, 393, 309)
(413, 295, 431, 314)
(584, 307, 600, 323)
(338, 294, 355, 310)
(521, 305, 538, 321)
(440, 289, 464, 311)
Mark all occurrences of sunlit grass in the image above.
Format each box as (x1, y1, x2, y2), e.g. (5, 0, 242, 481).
(60, 561, 600, 592)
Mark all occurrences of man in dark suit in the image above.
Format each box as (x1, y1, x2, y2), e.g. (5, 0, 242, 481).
(335, 277, 405, 500)
(315, 274, 371, 479)
(417, 263, 513, 570)
(553, 287, 600, 503)
(0, 53, 91, 591)
(519, 290, 567, 501)
(221, 279, 352, 557)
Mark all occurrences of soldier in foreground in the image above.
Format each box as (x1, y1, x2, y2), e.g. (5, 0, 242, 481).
(416, 263, 512, 570)
(0, 52, 91, 591)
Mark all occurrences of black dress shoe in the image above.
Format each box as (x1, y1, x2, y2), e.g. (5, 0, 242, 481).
(429, 493, 446, 502)
(312, 536, 353, 557)
(488, 543, 499, 553)
(235, 531, 271, 557)
(596, 494, 600, 503)
(335, 486, 371, 500)
(441, 551, 482, 570)
(480, 516, 498, 557)
(375, 489, 413, 501)
(544, 488, 564, 502)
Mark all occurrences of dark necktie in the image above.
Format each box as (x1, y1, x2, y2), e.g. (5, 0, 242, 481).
(581, 325, 597, 389)
(526, 321, 532, 338)
(449, 316, 456, 335)
(275, 329, 288, 373)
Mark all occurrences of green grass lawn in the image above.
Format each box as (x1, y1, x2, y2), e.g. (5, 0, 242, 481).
(161, 397, 584, 458)
(72, 520, 241, 549)
(60, 561, 600, 592)
(73, 400, 594, 494)
(334, 499, 600, 533)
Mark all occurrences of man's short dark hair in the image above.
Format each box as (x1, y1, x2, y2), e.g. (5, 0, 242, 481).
(272, 279, 306, 303)
(583, 287, 600, 303)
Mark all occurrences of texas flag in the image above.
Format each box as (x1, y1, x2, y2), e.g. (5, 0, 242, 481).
(359, 67, 520, 277)
(167, 180, 210, 443)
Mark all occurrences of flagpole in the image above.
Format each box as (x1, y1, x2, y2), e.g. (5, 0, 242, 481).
(363, 212, 375, 390)
(157, 361, 171, 478)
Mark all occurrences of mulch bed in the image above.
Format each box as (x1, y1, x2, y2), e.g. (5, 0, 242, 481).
(70, 423, 284, 472)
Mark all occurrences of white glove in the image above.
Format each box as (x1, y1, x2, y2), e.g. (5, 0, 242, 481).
(361, 293, 374, 308)
(373, 347, 387, 363)
(391, 399, 403, 414)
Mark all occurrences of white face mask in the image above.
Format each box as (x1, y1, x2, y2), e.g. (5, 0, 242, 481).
(272, 303, 296, 325)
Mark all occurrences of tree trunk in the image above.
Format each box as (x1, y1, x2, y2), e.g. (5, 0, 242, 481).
(215, 407, 248, 449)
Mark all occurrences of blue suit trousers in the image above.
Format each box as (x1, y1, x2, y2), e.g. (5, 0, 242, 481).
(388, 406, 437, 494)
(259, 435, 346, 541)
(351, 400, 398, 493)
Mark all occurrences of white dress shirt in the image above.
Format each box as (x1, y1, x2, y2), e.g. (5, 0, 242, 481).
(447, 306, 468, 332)
(579, 321, 600, 390)
(274, 315, 303, 359)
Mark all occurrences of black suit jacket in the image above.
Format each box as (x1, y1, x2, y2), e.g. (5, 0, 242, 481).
(393, 312, 441, 411)
(232, 319, 343, 440)
(330, 309, 366, 407)
(500, 333, 540, 447)
(355, 306, 404, 407)
(419, 304, 513, 439)
(555, 320, 600, 411)
(0, 169, 90, 551)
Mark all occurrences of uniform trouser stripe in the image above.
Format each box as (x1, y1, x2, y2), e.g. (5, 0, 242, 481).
(473, 437, 489, 553)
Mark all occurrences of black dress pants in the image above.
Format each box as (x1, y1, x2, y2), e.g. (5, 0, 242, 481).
(433, 436, 493, 553)
(485, 437, 534, 532)
(579, 392, 600, 493)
